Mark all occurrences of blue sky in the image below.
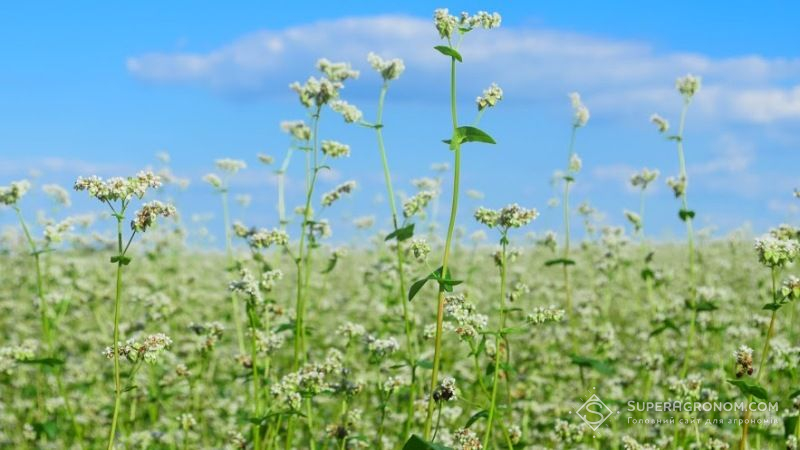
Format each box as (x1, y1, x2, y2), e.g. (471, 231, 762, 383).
(1, 1, 799, 245)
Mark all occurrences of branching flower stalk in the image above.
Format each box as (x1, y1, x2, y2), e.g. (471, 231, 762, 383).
(422, 9, 501, 441)
(1, 181, 83, 443)
(738, 235, 798, 448)
(360, 51, 420, 433)
(653, 74, 700, 377)
(473, 204, 538, 447)
(73, 172, 175, 450)
(562, 92, 589, 322)
(204, 160, 248, 354)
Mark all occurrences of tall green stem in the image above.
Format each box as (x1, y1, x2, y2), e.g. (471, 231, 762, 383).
(739, 268, 779, 449)
(563, 127, 577, 320)
(247, 307, 262, 449)
(677, 100, 698, 378)
(484, 237, 508, 447)
(221, 189, 246, 354)
(372, 81, 417, 435)
(424, 54, 460, 440)
(107, 211, 125, 450)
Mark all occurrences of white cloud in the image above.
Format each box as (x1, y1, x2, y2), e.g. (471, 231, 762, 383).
(127, 15, 800, 124)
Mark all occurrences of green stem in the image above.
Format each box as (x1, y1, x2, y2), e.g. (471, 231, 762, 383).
(484, 236, 508, 448)
(424, 54, 460, 440)
(221, 189, 246, 355)
(107, 212, 125, 450)
(678, 99, 697, 379)
(739, 267, 779, 449)
(293, 106, 322, 369)
(372, 81, 418, 435)
(247, 306, 262, 449)
(563, 127, 577, 320)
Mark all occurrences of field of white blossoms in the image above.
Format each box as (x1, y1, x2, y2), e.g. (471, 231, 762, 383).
(1, 8, 799, 450)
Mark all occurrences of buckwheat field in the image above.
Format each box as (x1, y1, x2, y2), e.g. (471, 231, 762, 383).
(1, 7, 799, 450)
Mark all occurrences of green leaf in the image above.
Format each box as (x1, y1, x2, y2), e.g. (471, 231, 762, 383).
(456, 126, 496, 145)
(416, 359, 434, 369)
(762, 302, 783, 311)
(408, 274, 434, 302)
(385, 223, 415, 242)
(640, 268, 655, 281)
(569, 355, 615, 375)
(545, 258, 576, 267)
(123, 384, 138, 393)
(464, 410, 489, 428)
(678, 209, 695, 221)
(20, 357, 65, 366)
(403, 434, 453, 450)
(321, 253, 339, 274)
(693, 300, 718, 312)
(790, 389, 800, 399)
(650, 319, 679, 337)
(727, 379, 768, 401)
(784, 416, 798, 439)
(110, 255, 132, 265)
(433, 45, 462, 62)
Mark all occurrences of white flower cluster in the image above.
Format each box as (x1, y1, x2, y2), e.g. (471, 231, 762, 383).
(271, 350, 344, 410)
(215, 159, 247, 173)
(432, 375, 457, 402)
(330, 100, 363, 123)
(476, 83, 503, 111)
(74, 171, 161, 202)
(650, 113, 669, 133)
(474, 204, 539, 230)
(0, 343, 35, 375)
(336, 322, 366, 341)
(444, 293, 488, 339)
(433, 9, 501, 40)
(624, 210, 642, 232)
(316, 59, 359, 82)
(43, 218, 75, 245)
(321, 140, 351, 158)
(229, 268, 262, 305)
(409, 239, 431, 262)
(131, 200, 177, 232)
(569, 153, 582, 173)
(733, 345, 754, 378)
(260, 270, 283, 292)
(365, 335, 400, 360)
(630, 168, 660, 189)
(403, 191, 435, 218)
(321, 181, 356, 207)
(235, 225, 289, 249)
(42, 184, 71, 206)
(280, 120, 312, 140)
(569, 92, 590, 128)
(367, 52, 405, 81)
(257, 153, 273, 165)
(666, 175, 686, 198)
(202, 173, 223, 189)
(526, 306, 565, 325)
(189, 322, 224, 354)
(754, 234, 798, 268)
(676, 74, 701, 99)
(253, 329, 284, 355)
(0, 180, 31, 206)
(104, 333, 172, 364)
(453, 428, 481, 450)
